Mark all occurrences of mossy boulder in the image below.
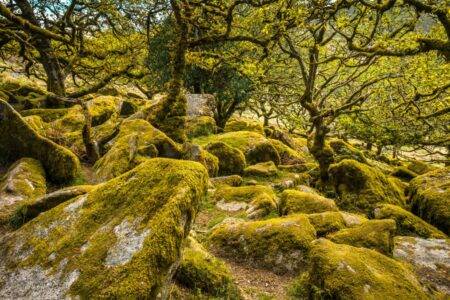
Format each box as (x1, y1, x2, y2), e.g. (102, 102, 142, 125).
(393, 236, 450, 295)
(11, 185, 94, 228)
(243, 161, 278, 177)
(245, 141, 281, 166)
(391, 166, 418, 181)
(94, 119, 181, 181)
(21, 108, 70, 122)
(374, 204, 446, 239)
(0, 100, 80, 183)
(212, 185, 277, 219)
(407, 160, 436, 175)
(291, 238, 428, 299)
(269, 139, 306, 165)
(224, 117, 263, 134)
(205, 142, 246, 176)
(194, 131, 265, 153)
(0, 158, 208, 298)
(175, 236, 239, 298)
(329, 159, 404, 214)
(186, 116, 216, 138)
(328, 138, 367, 163)
(0, 158, 46, 227)
(307, 212, 347, 236)
(209, 214, 316, 274)
(23, 115, 48, 136)
(264, 126, 296, 149)
(326, 219, 396, 255)
(407, 167, 450, 234)
(210, 175, 243, 187)
(279, 190, 338, 215)
(182, 143, 219, 177)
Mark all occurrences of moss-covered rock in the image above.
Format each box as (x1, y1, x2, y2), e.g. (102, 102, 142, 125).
(209, 214, 316, 274)
(94, 119, 181, 181)
(23, 115, 48, 136)
(175, 236, 239, 298)
(205, 142, 246, 176)
(243, 161, 278, 177)
(194, 131, 265, 153)
(212, 185, 277, 219)
(291, 238, 428, 299)
(326, 219, 396, 255)
(21, 108, 70, 122)
(279, 190, 338, 215)
(186, 116, 216, 139)
(245, 141, 281, 166)
(374, 204, 446, 239)
(0, 158, 46, 227)
(393, 236, 450, 295)
(210, 175, 243, 187)
(0, 158, 208, 298)
(0, 100, 80, 183)
(269, 139, 306, 165)
(224, 117, 263, 134)
(307, 212, 347, 236)
(328, 138, 367, 163)
(264, 126, 296, 149)
(408, 167, 450, 234)
(329, 159, 405, 214)
(11, 185, 95, 228)
(182, 143, 219, 177)
(391, 166, 418, 181)
(407, 160, 436, 175)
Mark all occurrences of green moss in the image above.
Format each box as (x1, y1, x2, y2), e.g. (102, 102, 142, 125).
(407, 160, 436, 175)
(391, 166, 418, 181)
(23, 115, 48, 136)
(186, 116, 216, 139)
(245, 141, 281, 166)
(290, 238, 429, 299)
(94, 119, 181, 181)
(408, 167, 450, 235)
(243, 161, 278, 178)
(326, 219, 396, 255)
(329, 159, 405, 215)
(210, 175, 243, 187)
(175, 236, 240, 298)
(0, 158, 47, 227)
(209, 214, 316, 274)
(182, 143, 219, 177)
(268, 139, 306, 165)
(224, 117, 263, 134)
(205, 142, 246, 176)
(212, 185, 277, 219)
(21, 108, 70, 122)
(0, 100, 81, 183)
(193, 131, 267, 152)
(279, 189, 338, 215)
(374, 204, 446, 239)
(328, 138, 367, 164)
(307, 212, 347, 236)
(0, 158, 208, 298)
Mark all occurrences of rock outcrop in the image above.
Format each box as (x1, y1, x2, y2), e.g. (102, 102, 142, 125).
(0, 158, 208, 299)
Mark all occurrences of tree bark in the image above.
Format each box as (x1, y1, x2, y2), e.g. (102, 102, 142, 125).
(366, 142, 373, 151)
(308, 122, 334, 182)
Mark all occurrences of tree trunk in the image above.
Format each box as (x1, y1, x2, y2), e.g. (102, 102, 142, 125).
(80, 101, 99, 163)
(263, 116, 269, 127)
(366, 142, 373, 151)
(308, 123, 334, 182)
(377, 145, 383, 156)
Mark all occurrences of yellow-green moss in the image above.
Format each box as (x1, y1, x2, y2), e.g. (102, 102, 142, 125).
(243, 161, 278, 178)
(0, 158, 46, 227)
(182, 143, 219, 177)
(210, 175, 243, 187)
(407, 160, 436, 175)
(408, 167, 450, 235)
(0, 100, 81, 183)
(21, 108, 70, 122)
(209, 214, 316, 274)
(193, 131, 266, 152)
(328, 138, 367, 164)
(290, 238, 428, 299)
(205, 142, 246, 176)
(279, 190, 338, 215)
(23, 115, 48, 136)
(374, 204, 447, 239)
(326, 219, 396, 255)
(245, 141, 281, 166)
(0, 158, 208, 298)
(307, 212, 347, 236)
(212, 185, 277, 218)
(94, 119, 181, 181)
(175, 236, 240, 298)
(186, 116, 216, 139)
(329, 159, 405, 215)
(391, 166, 418, 181)
(224, 117, 263, 134)
(268, 139, 306, 165)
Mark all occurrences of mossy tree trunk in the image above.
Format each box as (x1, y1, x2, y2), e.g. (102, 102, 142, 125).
(308, 121, 334, 182)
